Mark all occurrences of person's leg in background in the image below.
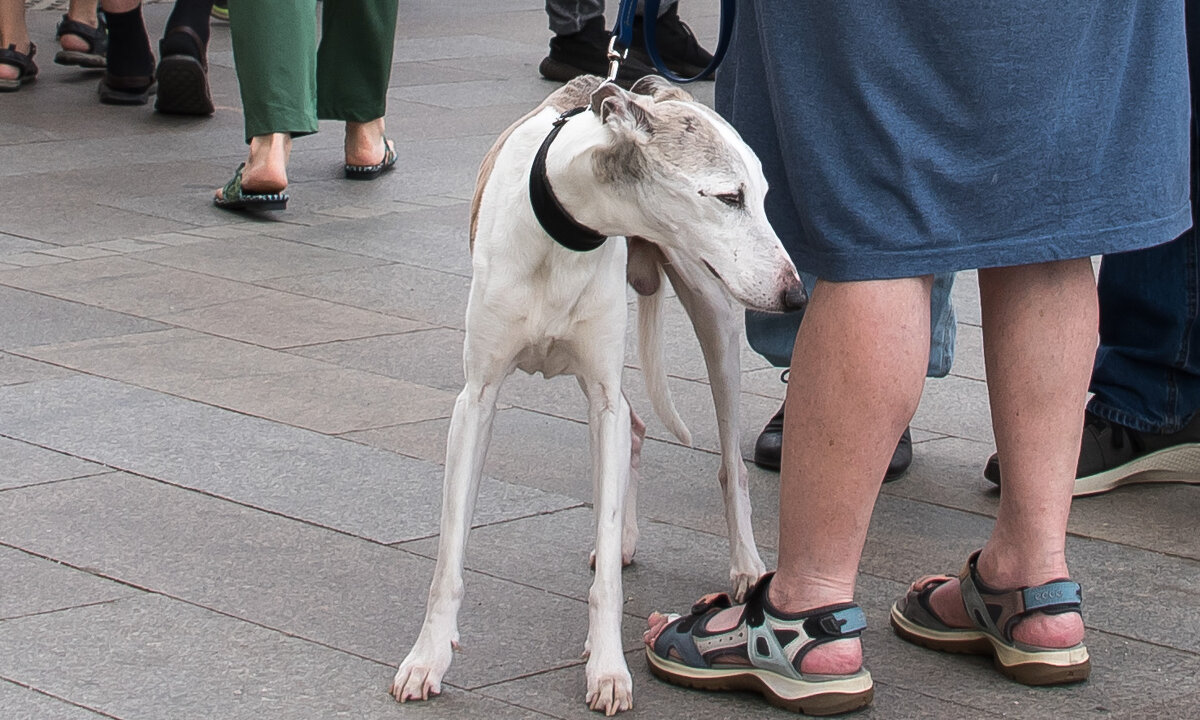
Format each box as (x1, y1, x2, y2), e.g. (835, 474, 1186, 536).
(155, 0, 216, 115)
(747, 273, 956, 480)
(315, 0, 399, 176)
(98, 0, 155, 104)
(55, 0, 107, 69)
(214, 0, 317, 208)
(0, 0, 36, 90)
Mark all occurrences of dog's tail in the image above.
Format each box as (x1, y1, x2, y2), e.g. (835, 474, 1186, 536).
(635, 267, 693, 447)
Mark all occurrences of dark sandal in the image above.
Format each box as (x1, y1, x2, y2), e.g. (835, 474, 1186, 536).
(98, 73, 157, 106)
(154, 26, 213, 116)
(344, 135, 397, 180)
(890, 549, 1091, 685)
(645, 574, 874, 716)
(54, 13, 108, 68)
(0, 43, 38, 92)
(213, 163, 288, 212)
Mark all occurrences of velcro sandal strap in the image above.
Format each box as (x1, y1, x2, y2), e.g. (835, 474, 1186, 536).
(1021, 581, 1082, 613)
(805, 606, 867, 638)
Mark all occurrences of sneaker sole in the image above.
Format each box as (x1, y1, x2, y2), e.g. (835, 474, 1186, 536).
(645, 646, 873, 715)
(890, 603, 1090, 685)
(1074, 443, 1200, 497)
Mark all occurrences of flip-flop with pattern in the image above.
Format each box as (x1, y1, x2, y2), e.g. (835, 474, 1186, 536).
(890, 549, 1090, 685)
(213, 163, 288, 212)
(645, 573, 874, 716)
(344, 135, 397, 180)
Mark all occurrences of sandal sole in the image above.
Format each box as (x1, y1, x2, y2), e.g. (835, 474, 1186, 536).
(1074, 444, 1200, 497)
(645, 646, 873, 715)
(154, 55, 214, 116)
(54, 50, 106, 68)
(889, 603, 1091, 685)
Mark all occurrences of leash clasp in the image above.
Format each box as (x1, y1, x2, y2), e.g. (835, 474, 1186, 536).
(605, 35, 627, 84)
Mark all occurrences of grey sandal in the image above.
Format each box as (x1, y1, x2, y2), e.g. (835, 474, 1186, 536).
(646, 573, 874, 715)
(890, 549, 1091, 685)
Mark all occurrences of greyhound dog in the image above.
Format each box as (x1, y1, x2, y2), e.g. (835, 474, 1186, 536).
(391, 75, 806, 715)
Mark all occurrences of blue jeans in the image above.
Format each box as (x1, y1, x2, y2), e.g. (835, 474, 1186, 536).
(1087, 3, 1200, 434)
(746, 272, 957, 376)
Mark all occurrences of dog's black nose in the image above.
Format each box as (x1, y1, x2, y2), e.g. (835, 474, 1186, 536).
(782, 281, 808, 311)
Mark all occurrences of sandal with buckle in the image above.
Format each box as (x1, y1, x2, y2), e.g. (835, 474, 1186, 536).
(645, 573, 874, 715)
(54, 13, 108, 68)
(343, 135, 397, 180)
(0, 43, 38, 92)
(890, 549, 1091, 685)
(213, 162, 288, 212)
(154, 26, 213, 116)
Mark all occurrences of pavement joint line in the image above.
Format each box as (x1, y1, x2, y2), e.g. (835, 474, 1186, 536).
(0, 470, 121, 495)
(0, 676, 124, 720)
(387, 502, 593, 550)
(0, 596, 131, 625)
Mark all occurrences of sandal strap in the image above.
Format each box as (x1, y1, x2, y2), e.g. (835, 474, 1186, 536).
(56, 14, 108, 55)
(0, 42, 37, 77)
(958, 549, 1082, 644)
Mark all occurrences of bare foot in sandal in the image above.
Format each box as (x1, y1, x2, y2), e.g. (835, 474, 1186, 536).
(215, 132, 290, 203)
(344, 118, 394, 168)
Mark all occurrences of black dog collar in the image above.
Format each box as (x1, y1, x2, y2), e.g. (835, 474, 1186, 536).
(528, 107, 609, 252)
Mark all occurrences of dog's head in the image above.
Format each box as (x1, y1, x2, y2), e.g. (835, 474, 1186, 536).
(588, 80, 806, 313)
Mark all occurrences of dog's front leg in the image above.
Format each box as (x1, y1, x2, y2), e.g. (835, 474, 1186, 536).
(664, 265, 768, 601)
(582, 381, 634, 715)
(392, 378, 504, 703)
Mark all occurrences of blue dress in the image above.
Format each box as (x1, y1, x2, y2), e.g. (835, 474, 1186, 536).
(715, 0, 1191, 281)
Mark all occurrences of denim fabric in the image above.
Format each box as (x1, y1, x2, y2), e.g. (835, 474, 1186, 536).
(745, 272, 956, 376)
(1088, 2, 1200, 435)
(546, 0, 676, 35)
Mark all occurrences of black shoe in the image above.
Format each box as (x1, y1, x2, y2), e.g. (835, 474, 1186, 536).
(538, 16, 658, 88)
(154, 26, 212, 116)
(753, 400, 912, 483)
(630, 4, 714, 79)
(983, 410, 1200, 496)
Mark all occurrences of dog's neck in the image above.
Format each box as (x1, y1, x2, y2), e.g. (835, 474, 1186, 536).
(530, 108, 609, 252)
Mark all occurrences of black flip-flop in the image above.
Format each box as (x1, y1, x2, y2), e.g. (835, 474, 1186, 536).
(213, 163, 288, 212)
(344, 135, 397, 180)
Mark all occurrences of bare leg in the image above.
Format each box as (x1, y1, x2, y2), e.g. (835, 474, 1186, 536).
(345, 117, 394, 167)
(0, 0, 30, 82)
(214, 132, 291, 200)
(925, 259, 1094, 648)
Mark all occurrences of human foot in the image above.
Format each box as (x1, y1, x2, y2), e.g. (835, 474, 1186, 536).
(0, 43, 37, 90)
(890, 550, 1090, 685)
(344, 118, 395, 169)
(643, 577, 873, 715)
(55, 12, 107, 68)
(214, 134, 290, 211)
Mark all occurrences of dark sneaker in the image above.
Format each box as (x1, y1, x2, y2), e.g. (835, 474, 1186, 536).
(983, 410, 1200, 496)
(630, 4, 715, 79)
(539, 16, 658, 88)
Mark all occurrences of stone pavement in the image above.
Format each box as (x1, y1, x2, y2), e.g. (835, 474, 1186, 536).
(1, 2, 1198, 719)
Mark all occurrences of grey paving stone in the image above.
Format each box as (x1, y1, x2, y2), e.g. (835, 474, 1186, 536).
(261, 204, 475, 277)
(0, 594, 554, 720)
(0, 286, 165, 350)
(0, 376, 577, 543)
(0, 436, 106, 490)
(136, 236, 387, 282)
(292, 327, 468, 392)
(0, 352, 73, 387)
(0, 546, 135, 620)
(480, 650, 1007, 720)
(0, 474, 615, 690)
(910, 372, 993, 443)
(0, 256, 264, 317)
(264, 262, 473, 328)
(156, 292, 429, 349)
(392, 78, 562, 111)
(20, 328, 458, 434)
(0, 233, 58, 256)
(0, 681, 108, 720)
(396, 35, 543, 63)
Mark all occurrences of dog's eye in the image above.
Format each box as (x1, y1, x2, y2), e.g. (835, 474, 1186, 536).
(715, 189, 745, 209)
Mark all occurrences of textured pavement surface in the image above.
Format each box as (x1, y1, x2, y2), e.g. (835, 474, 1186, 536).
(2, 2, 1198, 719)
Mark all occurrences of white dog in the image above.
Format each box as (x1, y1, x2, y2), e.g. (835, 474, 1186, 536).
(391, 75, 806, 715)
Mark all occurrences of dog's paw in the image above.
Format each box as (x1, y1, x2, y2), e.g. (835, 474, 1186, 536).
(585, 665, 634, 716)
(730, 561, 767, 603)
(390, 644, 453, 703)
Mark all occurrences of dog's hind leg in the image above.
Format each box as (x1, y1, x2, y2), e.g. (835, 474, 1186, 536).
(392, 337, 515, 704)
(663, 264, 768, 601)
(579, 376, 635, 715)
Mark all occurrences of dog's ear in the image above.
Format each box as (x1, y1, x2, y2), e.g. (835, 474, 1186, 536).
(591, 82, 652, 138)
(629, 75, 693, 103)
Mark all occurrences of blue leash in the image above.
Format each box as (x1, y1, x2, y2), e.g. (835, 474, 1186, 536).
(607, 0, 736, 84)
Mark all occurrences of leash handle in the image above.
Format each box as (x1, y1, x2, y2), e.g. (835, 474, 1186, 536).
(611, 0, 737, 84)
